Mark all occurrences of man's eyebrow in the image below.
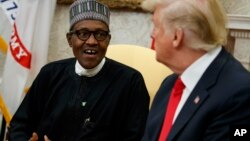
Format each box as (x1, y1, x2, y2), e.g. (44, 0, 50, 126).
(74, 27, 109, 31)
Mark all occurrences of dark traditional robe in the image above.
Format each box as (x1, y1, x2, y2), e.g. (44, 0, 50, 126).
(9, 58, 150, 141)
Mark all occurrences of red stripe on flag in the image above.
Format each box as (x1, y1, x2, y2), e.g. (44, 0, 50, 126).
(9, 23, 32, 69)
(151, 38, 155, 50)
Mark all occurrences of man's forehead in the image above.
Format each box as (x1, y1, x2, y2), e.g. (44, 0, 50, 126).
(73, 20, 109, 30)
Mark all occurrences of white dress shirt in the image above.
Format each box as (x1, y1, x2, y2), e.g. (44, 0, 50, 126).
(173, 46, 222, 123)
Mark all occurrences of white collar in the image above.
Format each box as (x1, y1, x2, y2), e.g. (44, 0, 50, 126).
(75, 58, 106, 77)
(181, 46, 222, 91)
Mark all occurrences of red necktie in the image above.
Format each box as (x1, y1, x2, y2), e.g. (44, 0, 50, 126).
(158, 77, 185, 141)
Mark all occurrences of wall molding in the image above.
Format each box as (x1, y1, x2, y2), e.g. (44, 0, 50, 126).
(230, 30, 250, 38)
(227, 14, 250, 30)
(227, 14, 250, 70)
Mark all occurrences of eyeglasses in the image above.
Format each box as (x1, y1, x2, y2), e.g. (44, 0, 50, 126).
(69, 29, 109, 41)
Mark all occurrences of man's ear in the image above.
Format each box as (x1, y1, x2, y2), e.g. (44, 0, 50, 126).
(172, 28, 183, 48)
(66, 33, 73, 47)
(106, 34, 111, 45)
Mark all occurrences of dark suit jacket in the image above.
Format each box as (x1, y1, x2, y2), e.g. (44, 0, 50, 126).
(142, 48, 250, 141)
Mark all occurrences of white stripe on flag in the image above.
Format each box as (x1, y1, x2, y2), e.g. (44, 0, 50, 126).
(0, 0, 18, 54)
(1, 0, 56, 124)
(0, 0, 18, 25)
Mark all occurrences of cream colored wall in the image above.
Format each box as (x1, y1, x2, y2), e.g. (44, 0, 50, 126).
(220, 0, 250, 70)
(1, 0, 250, 79)
(40, 0, 250, 70)
(220, 0, 250, 15)
(47, 0, 250, 64)
(48, 5, 152, 63)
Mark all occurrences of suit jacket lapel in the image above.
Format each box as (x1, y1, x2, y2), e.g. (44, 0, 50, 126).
(147, 75, 178, 141)
(168, 48, 229, 141)
(168, 88, 209, 140)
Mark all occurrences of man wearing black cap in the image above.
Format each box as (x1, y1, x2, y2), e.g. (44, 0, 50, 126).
(8, 0, 150, 140)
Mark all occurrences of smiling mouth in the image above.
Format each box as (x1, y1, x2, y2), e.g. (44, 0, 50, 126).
(84, 49, 97, 55)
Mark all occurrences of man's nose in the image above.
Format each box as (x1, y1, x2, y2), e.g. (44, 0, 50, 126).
(85, 33, 98, 44)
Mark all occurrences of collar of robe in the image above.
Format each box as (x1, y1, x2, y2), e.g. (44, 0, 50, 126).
(75, 58, 106, 77)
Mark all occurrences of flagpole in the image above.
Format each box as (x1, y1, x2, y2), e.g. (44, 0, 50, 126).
(0, 116, 6, 141)
(0, 93, 12, 126)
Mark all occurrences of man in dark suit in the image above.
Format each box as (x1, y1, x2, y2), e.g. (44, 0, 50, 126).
(141, 0, 250, 141)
